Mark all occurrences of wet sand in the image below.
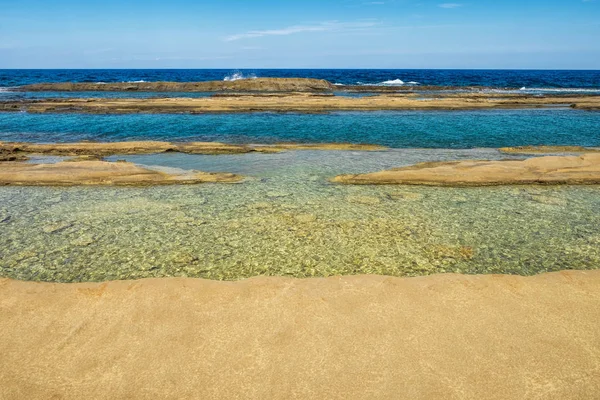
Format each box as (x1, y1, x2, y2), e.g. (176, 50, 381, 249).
(333, 153, 600, 186)
(2, 93, 600, 114)
(1, 271, 599, 399)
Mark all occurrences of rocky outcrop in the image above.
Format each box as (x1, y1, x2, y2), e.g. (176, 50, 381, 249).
(0, 141, 387, 157)
(499, 145, 600, 154)
(0, 160, 242, 186)
(0, 148, 28, 162)
(3, 94, 599, 113)
(1, 271, 599, 399)
(333, 153, 600, 186)
(18, 78, 334, 93)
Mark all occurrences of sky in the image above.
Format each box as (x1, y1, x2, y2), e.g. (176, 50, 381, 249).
(0, 0, 599, 69)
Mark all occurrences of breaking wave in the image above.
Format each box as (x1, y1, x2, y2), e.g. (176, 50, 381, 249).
(381, 79, 405, 86)
(224, 72, 257, 82)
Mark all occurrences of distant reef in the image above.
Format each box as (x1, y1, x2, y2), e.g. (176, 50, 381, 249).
(17, 78, 334, 93)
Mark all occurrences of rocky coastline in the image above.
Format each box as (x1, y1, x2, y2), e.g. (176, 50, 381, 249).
(333, 153, 600, 186)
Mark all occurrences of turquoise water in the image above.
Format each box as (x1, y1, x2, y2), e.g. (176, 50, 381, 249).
(1, 110, 599, 148)
(2, 149, 600, 283)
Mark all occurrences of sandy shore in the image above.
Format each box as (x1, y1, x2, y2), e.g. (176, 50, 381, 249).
(0, 160, 242, 186)
(2, 93, 600, 113)
(1, 271, 599, 399)
(333, 153, 600, 186)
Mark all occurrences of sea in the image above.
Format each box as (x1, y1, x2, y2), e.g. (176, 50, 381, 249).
(1, 69, 600, 282)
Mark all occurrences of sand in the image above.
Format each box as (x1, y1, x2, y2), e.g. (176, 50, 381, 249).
(2, 93, 600, 113)
(1, 271, 599, 399)
(0, 160, 242, 186)
(333, 153, 600, 186)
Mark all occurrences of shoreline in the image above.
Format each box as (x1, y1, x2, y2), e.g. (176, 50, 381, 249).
(2, 270, 599, 399)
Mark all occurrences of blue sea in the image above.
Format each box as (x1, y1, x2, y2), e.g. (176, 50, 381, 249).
(1, 69, 600, 90)
(0, 69, 599, 148)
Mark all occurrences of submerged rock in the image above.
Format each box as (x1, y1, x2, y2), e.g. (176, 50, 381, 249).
(387, 191, 423, 201)
(43, 222, 74, 234)
(346, 195, 381, 205)
(529, 195, 568, 206)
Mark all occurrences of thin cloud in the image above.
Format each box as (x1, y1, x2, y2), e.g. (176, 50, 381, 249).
(224, 21, 379, 41)
(439, 3, 463, 8)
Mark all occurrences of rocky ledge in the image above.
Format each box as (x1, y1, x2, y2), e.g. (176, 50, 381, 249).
(2, 94, 599, 113)
(499, 145, 600, 154)
(0, 141, 386, 158)
(17, 78, 334, 93)
(333, 153, 600, 186)
(0, 160, 242, 186)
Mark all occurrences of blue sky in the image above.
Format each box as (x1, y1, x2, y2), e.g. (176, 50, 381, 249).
(0, 0, 599, 69)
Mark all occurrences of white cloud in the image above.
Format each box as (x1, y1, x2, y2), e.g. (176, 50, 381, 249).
(224, 21, 379, 41)
(439, 3, 463, 8)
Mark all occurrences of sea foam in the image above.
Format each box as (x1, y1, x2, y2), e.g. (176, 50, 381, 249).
(224, 72, 257, 82)
(381, 79, 405, 85)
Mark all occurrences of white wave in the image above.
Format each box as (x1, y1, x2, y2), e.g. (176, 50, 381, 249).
(333, 83, 344, 86)
(408, 81, 420, 85)
(224, 72, 257, 81)
(0, 87, 11, 92)
(95, 82, 107, 84)
(128, 80, 147, 83)
(380, 79, 405, 86)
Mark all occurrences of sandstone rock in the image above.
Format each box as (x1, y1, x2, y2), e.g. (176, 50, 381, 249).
(0, 160, 243, 186)
(18, 78, 334, 93)
(333, 154, 600, 186)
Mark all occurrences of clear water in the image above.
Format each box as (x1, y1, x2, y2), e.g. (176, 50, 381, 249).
(2, 149, 600, 283)
(2, 71, 599, 283)
(2, 69, 600, 89)
(1, 110, 599, 148)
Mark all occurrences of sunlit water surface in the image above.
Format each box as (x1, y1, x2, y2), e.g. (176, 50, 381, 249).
(2, 149, 600, 282)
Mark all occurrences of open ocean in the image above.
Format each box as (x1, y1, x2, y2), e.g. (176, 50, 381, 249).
(2, 69, 600, 90)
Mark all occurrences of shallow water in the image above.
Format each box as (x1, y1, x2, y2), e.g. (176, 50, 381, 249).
(2, 149, 600, 283)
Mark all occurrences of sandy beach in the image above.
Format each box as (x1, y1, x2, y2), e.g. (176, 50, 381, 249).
(1, 271, 599, 399)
